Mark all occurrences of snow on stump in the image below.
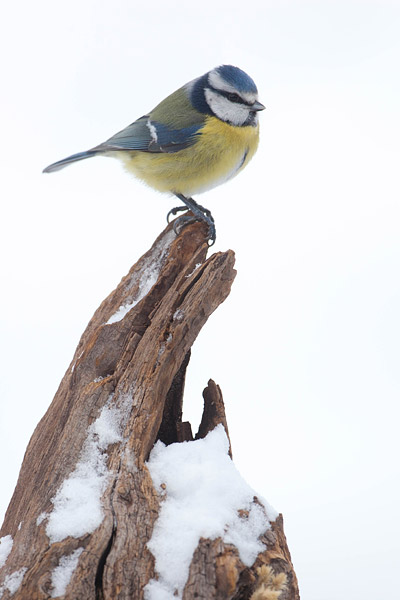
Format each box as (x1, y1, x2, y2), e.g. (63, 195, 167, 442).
(0, 219, 300, 599)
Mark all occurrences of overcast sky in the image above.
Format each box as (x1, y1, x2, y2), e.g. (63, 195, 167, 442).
(1, 1, 400, 598)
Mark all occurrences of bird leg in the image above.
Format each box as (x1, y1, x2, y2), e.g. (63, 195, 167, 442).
(168, 194, 216, 245)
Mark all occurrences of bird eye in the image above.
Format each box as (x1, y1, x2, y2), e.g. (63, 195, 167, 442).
(227, 92, 241, 103)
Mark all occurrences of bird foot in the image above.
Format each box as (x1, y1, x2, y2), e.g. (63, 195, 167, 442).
(167, 205, 188, 222)
(171, 213, 216, 246)
(168, 194, 216, 246)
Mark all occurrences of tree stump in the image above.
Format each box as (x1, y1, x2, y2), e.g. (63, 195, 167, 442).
(0, 220, 300, 600)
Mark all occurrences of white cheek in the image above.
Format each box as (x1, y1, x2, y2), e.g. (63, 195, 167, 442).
(204, 88, 250, 126)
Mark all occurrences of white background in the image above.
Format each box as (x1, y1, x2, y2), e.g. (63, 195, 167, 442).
(1, 1, 399, 598)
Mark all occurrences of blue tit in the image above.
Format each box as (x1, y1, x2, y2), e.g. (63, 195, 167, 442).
(43, 65, 265, 244)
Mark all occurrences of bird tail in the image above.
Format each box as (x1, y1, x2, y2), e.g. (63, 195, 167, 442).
(42, 150, 99, 173)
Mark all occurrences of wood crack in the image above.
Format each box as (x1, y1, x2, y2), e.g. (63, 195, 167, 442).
(95, 473, 119, 600)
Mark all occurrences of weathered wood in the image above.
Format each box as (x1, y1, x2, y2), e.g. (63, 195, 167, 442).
(0, 219, 299, 600)
(197, 379, 232, 457)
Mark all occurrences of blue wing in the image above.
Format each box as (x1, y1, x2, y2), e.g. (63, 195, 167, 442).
(94, 116, 202, 154)
(43, 114, 203, 173)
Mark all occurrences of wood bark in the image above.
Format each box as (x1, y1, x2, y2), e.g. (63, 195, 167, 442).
(0, 220, 299, 600)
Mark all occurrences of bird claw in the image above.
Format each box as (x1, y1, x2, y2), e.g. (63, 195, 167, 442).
(168, 194, 216, 245)
(169, 212, 216, 246)
(207, 225, 216, 246)
(167, 205, 188, 223)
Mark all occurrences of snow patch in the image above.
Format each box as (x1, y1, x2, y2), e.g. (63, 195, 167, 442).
(106, 259, 160, 323)
(173, 308, 184, 322)
(185, 263, 202, 278)
(46, 397, 130, 543)
(36, 512, 48, 526)
(144, 425, 277, 600)
(50, 548, 83, 597)
(0, 567, 27, 598)
(106, 230, 174, 325)
(106, 301, 137, 324)
(71, 350, 84, 374)
(0, 536, 13, 568)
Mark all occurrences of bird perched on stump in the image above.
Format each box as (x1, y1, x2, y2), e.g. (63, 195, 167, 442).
(43, 65, 265, 244)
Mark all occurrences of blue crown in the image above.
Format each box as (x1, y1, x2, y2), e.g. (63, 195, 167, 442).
(216, 65, 258, 94)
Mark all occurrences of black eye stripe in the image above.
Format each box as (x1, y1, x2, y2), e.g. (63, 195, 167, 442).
(208, 85, 253, 107)
(221, 90, 252, 106)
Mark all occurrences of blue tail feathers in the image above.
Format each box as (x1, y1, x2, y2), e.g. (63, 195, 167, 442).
(42, 150, 98, 173)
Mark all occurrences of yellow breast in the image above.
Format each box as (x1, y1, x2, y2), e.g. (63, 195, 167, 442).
(116, 116, 260, 196)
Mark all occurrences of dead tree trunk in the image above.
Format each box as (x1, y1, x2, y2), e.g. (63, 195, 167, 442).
(0, 220, 299, 600)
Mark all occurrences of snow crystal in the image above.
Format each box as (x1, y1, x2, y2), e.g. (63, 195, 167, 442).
(46, 398, 127, 543)
(50, 548, 83, 597)
(0, 567, 27, 597)
(0, 536, 13, 568)
(144, 425, 277, 600)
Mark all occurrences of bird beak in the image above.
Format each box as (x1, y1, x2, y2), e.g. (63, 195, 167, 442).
(252, 100, 266, 111)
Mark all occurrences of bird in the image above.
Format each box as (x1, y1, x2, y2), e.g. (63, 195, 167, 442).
(43, 65, 265, 244)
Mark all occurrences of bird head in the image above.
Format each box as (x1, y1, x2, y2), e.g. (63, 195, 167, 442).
(189, 65, 265, 127)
